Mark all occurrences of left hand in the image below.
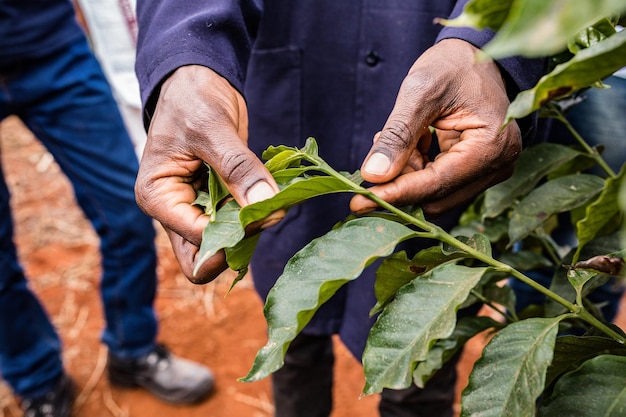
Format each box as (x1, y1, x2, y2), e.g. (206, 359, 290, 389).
(350, 39, 522, 218)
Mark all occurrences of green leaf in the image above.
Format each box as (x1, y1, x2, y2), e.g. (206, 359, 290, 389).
(566, 268, 598, 300)
(460, 270, 510, 310)
(271, 167, 311, 184)
(443, 234, 492, 258)
(362, 264, 490, 394)
(482, 282, 517, 316)
(568, 18, 617, 53)
(370, 251, 419, 316)
(207, 166, 230, 222)
(499, 249, 552, 272)
(574, 165, 626, 263)
(506, 30, 626, 122)
(461, 317, 561, 417)
(224, 235, 262, 294)
(482, 0, 626, 59)
(437, 0, 514, 31)
(192, 190, 212, 213)
(483, 143, 582, 219)
(301, 136, 320, 156)
(239, 176, 355, 228)
(370, 246, 469, 316)
(509, 174, 605, 244)
(340, 170, 364, 186)
(545, 335, 626, 391)
(264, 149, 305, 173)
(192, 166, 231, 222)
(546, 234, 624, 317)
(225, 234, 260, 272)
(194, 200, 245, 277)
(262, 137, 319, 161)
(240, 217, 417, 382)
(261, 144, 296, 160)
(413, 316, 501, 388)
(538, 355, 626, 417)
(545, 148, 599, 180)
(452, 216, 510, 244)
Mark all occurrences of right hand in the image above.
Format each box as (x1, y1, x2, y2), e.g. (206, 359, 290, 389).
(351, 39, 522, 218)
(135, 65, 282, 283)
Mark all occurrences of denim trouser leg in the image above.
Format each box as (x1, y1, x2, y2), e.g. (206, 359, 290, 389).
(0, 37, 159, 396)
(0, 173, 63, 398)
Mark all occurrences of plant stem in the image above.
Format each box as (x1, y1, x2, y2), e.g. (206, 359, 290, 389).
(362, 186, 626, 344)
(536, 230, 563, 266)
(555, 112, 616, 178)
(315, 155, 626, 344)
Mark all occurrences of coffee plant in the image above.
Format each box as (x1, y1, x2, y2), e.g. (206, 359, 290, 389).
(194, 1, 626, 415)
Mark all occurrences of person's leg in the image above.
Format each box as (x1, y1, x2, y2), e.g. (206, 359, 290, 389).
(17, 38, 159, 358)
(378, 353, 458, 417)
(0, 62, 67, 399)
(16, 38, 213, 404)
(272, 333, 334, 417)
(374, 307, 480, 417)
(0, 166, 64, 399)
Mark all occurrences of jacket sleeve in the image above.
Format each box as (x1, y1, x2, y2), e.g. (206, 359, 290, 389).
(135, 0, 262, 127)
(437, 0, 547, 144)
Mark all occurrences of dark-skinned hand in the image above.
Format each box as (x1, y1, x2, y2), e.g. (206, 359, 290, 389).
(136, 39, 522, 284)
(135, 65, 282, 283)
(351, 39, 521, 217)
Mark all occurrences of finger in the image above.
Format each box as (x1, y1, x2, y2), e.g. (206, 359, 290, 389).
(370, 128, 433, 174)
(351, 163, 514, 218)
(360, 62, 450, 183)
(360, 39, 503, 185)
(420, 164, 514, 217)
(153, 68, 281, 208)
(200, 135, 279, 207)
(135, 136, 211, 246)
(360, 113, 433, 183)
(165, 227, 228, 284)
(351, 121, 521, 215)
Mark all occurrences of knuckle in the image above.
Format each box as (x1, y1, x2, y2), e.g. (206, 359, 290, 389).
(422, 203, 447, 219)
(220, 150, 257, 184)
(134, 176, 159, 216)
(379, 119, 414, 152)
(134, 178, 150, 210)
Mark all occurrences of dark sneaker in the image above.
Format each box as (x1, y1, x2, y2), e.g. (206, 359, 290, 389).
(107, 344, 214, 404)
(21, 373, 75, 417)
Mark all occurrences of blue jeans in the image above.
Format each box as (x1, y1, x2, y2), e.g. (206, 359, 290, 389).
(0, 37, 158, 398)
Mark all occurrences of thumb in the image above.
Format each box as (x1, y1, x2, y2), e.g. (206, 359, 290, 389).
(360, 102, 433, 184)
(360, 39, 471, 184)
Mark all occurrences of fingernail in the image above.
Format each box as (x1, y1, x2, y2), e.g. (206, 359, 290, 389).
(246, 181, 275, 204)
(364, 152, 390, 175)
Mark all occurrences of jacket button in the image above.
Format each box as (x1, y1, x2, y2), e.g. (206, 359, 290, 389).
(365, 51, 381, 67)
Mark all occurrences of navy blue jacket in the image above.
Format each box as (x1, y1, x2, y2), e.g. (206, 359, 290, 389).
(135, 0, 546, 358)
(0, 0, 83, 66)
